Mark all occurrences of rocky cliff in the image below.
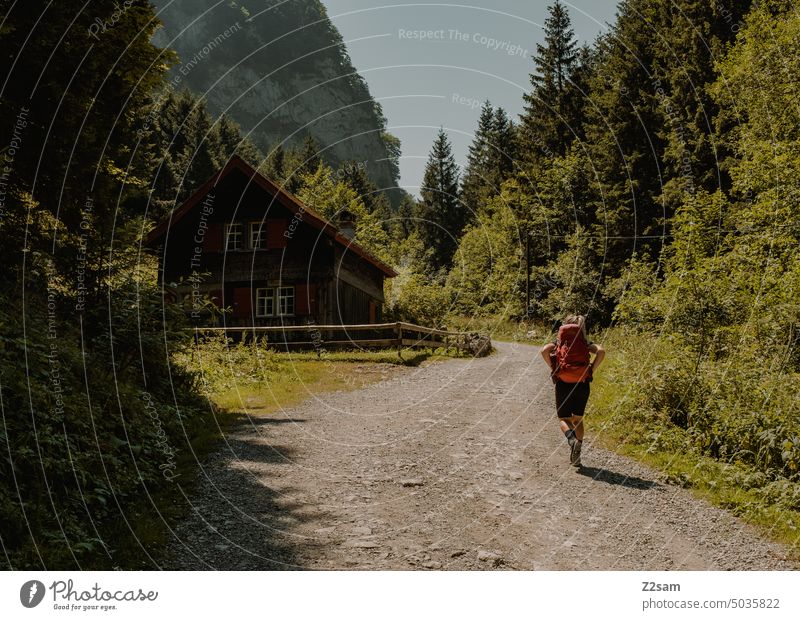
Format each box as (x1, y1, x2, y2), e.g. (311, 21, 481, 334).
(151, 0, 400, 198)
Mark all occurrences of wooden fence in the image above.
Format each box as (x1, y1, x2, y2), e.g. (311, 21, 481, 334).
(191, 321, 486, 354)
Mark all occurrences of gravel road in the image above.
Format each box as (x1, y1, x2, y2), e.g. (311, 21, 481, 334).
(163, 342, 797, 570)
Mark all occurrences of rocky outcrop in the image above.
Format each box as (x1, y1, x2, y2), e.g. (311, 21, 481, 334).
(152, 0, 400, 197)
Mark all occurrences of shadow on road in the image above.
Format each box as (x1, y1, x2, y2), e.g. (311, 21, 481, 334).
(577, 465, 660, 490)
(165, 433, 328, 570)
(246, 416, 308, 426)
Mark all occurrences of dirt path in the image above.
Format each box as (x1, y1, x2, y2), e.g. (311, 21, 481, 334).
(164, 342, 796, 570)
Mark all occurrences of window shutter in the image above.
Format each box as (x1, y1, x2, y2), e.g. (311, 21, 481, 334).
(295, 283, 316, 315)
(266, 218, 288, 249)
(204, 223, 223, 252)
(231, 287, 252, 318)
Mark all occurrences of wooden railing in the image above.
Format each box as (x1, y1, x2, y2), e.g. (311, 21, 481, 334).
(191, 321, 486, 353)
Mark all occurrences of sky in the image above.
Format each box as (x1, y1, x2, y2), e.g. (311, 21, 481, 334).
(320, 0, 621, 195)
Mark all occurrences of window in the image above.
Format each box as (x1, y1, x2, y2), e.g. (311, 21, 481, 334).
(255, 287, 294, 316)
(255, 288, 275, 317)
(278, 287, 294, 316)
(250, 221, 267, 249)
(225, 223, 242, 251)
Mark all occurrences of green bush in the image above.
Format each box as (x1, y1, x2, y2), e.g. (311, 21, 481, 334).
(593, 329, 800, 514)
(0, 265, 207, 569)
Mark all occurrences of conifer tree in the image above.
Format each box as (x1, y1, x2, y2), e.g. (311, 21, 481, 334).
(581, 0, 752, 275)
(298, 134, 322, 173)
(217, 114, 261, 163)
(460, 103, 518, 219)
(393, 194, 419, 241)
(520, 0, 580, 160)
(492, 106, 518, 180)
(417, 128, 462, 270)
(460, 101, 498, 217)
(339, 161, 392, 227)
(285, 134, 322, 192)
(148, 90, 261, 217)
(261, 144, 287, 184)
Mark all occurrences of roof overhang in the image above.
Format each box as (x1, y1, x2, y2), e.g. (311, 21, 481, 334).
(145, 155, 397, 278)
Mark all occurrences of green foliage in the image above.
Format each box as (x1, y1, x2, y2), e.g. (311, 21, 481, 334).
(385, 272, 450, 327)
(604, 5, 800, 523)
(535, 227, 608, 323)
(297, 163, 391, 264)
(0, 259, 207, 568)
(460, 102, 517, 218)
(446, 207, 524, 317)
(519, 0, 583, 160)
(147, 89, 262, 218)
(592, 330, 800, 531)
(174, 335, 283, 394)
(416, 129, 463, 270)
(579, 0, 752, 274)
(385, 235, 450, 326)
(0, 1, 212, 568)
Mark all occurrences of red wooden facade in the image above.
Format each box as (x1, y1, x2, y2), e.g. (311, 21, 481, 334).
(146, 156, 396, 326)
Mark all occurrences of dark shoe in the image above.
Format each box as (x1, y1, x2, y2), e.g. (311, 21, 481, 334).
(570, 440, 582, 467)
(566, 435, 575, 464)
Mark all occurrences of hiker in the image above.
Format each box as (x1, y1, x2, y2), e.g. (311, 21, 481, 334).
(540, 315, 605, 468)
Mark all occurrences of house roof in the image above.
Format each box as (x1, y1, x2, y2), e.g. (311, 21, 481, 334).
(145, 155, 397, 277)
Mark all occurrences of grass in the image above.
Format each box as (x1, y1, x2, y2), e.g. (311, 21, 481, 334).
(446, 314, 551, 344)
(189, 342, 467, 413)
(588, 328, 800, 554)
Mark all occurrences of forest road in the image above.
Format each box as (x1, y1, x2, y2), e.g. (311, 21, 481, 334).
(164, 342, 796, 570)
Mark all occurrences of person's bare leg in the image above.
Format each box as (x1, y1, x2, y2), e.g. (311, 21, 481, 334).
(571, 416, 584, 441)
(559, 418, 573, 435)
(569, 415, 584, 467)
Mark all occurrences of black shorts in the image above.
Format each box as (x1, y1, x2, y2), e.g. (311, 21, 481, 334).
(555, 380, 590, 418)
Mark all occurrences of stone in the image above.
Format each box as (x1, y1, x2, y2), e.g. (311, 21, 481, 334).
(400, 478, 424, 487)
(477, 550, 503, 566)
(351, 526, 372, 536)
(467, 334, 492, 357)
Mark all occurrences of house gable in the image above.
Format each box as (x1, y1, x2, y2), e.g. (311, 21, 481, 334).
(145, 155, 396, 278)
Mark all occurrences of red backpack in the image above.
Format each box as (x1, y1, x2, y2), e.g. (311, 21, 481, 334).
(552, 323, 592, 383)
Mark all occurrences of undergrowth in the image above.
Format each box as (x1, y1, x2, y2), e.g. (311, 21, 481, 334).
(590, 328, 800, 552)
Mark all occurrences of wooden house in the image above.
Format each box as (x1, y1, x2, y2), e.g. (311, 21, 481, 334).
(145, 156, 396, 326)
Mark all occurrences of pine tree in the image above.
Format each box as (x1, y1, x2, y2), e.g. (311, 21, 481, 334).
(417, 128, 462, 270)
(460, 103, 519, 218)
(393, 194, 418, 241)
(581, 0, 753, 275)
(149, 90, 256, 217)
(298, 134, 322, 172)
(520, 0, 580, 160)
(460, 101, 497, 217)
(261, 144, 287, 184)
(492, 106, 518, 180)
(285, 134, 322, 192)
(339, 161, 392, 228)
(217, 114, 261, 163)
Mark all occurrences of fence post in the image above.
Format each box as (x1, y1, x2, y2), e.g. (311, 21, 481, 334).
(396, 322, 403, 359)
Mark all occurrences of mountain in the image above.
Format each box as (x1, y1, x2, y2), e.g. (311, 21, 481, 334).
(151, 0, 401, 200)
